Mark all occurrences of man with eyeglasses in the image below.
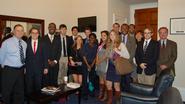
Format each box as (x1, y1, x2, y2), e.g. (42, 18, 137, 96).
(135, 27, 159, 85)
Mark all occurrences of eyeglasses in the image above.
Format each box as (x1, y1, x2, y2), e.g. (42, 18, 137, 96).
(144, 32, 152, 35)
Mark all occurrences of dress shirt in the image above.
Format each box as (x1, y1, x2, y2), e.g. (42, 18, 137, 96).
(0, 36, 27, 68)
(122, 34, 128, 44)
(31, 39, 38, 54)
(143, 38, 151, 49)
(60, 35, 67, 57)
(160, 39, 167, 47)
(48, 33, 54, 42)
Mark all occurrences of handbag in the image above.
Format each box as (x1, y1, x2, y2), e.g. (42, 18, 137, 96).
(114, 56, 133, 75)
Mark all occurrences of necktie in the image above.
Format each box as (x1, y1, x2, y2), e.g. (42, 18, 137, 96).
(162, 40, 165, 48)
(122, 35, 125, 43)
(19, 40, 24, 64)
(143, 41, 148, 53)
(63, 37, 67, 57)
(33, 41, 36, 54)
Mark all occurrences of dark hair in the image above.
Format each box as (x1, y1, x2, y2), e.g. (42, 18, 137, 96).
(4, 27, 11, 34)
(29, 27, 40, 34)
(99, 30, 109, 48)
(59, 24, 67, 29)
(71, 26, 79, 31)
(14, 24, 23, 30)
(121, 23, 129, 28)
(84, 26, 92, 32)
(158, 27, 168, 33)
(48, 23, 56, 27)
(129, 24, 135, 28)
(113, 23, 120, 27)
(89, 33, 96, 39)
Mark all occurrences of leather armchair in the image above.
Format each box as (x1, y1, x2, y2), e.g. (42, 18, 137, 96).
(157, 87, 183, 104)
(121, 70, 174, 104)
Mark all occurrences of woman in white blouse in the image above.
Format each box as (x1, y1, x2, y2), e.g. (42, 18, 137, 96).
(106, 30, 130, 104)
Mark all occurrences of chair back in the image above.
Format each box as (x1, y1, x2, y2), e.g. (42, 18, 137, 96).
(152, 70, 174, 97)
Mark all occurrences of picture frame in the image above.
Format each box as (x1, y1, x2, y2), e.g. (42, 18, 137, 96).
(170, 17, 185, 35)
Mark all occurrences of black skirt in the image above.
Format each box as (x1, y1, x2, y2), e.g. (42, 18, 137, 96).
(68, 65, 82, 75)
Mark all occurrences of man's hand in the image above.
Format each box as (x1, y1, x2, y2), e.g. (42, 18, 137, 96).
(87, 64, 91, 71)
(140, 63, 147, 70)
(48, 59, 56, 67)
(43, 68, 48, 75)
(160, 65, 168, 70)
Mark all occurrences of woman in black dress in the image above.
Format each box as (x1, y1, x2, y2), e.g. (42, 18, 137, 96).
(68, 35, 83, 85)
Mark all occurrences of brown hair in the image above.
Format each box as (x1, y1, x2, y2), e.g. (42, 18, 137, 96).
(144, 27, 154, 33)
(158, 27, 168, 33)
(29, 27, 40, 34)
(14, 24, 23, 30)
(72, 35, 83, 51)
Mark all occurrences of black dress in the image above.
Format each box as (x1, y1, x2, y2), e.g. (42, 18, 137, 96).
(68, 48, 83, 75)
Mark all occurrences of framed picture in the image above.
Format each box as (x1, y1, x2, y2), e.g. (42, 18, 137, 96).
(170, 17, 185, 35)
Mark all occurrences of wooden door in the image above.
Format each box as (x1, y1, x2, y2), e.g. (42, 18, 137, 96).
(135, 8, 158, 40)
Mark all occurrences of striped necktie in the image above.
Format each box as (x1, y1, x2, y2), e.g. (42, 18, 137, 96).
(143, 41, 148, 53)
(19, 40, 25, 64)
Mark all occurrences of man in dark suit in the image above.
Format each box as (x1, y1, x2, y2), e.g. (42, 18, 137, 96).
(43, 23, 61, 86)
(58, 24, 73, 84)
(25, 27, 48, 95)
(135, 27, 159, 85)
(71, 26, 79, 44)
(157, 27, 177, 77)
(120, 24, 136, 91)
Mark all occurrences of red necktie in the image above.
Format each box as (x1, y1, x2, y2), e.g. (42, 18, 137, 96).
(34, 41, 36, 54)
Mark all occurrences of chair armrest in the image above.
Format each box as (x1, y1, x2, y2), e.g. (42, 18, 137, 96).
(128, 83, 153, 96)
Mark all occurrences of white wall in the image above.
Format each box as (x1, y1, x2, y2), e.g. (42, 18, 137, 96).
(158, 0, 185, 101)
(108, 0, 129, 30)
(0, 0, 108, 38)
(129, 2, 158, 24)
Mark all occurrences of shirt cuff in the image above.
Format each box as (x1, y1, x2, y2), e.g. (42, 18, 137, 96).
(54, 60, 57, 64)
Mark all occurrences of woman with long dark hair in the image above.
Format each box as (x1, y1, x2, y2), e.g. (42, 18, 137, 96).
(96, 30, 109, 101)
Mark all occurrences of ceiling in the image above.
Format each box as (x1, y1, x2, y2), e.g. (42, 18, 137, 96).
(124, 0, 158, 4)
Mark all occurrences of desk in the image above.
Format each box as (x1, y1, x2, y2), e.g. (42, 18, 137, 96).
(28, 84, 81, 104)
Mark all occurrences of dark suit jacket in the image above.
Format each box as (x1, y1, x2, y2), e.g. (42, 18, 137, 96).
(59, 35, 73, 57)
(43, 34, 61, 63)
(26, 38, 48, 75)
(135, 39, 159, 75)
(157, 39, 177, 76)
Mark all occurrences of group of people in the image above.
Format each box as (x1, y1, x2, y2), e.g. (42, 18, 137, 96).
(0, 22, 177, 104)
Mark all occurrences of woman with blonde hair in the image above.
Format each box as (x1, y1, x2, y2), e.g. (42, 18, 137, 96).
(106, 30, 130, 104)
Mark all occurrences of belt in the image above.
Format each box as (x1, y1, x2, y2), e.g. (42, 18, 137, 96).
(4, 65, 25, 70)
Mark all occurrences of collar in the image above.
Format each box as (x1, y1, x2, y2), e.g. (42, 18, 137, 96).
(13, 35, 22, 42)
(60, 34, 66, 38)
(144, 38, 152, 43)
(31, 39, 38, 42)
(48, 33, 54, 37)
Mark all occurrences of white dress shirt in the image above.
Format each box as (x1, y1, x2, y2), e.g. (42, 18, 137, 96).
(31, 39, 38, 53)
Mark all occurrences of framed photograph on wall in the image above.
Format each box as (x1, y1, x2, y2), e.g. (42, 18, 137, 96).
(170, 17, 185, 35)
